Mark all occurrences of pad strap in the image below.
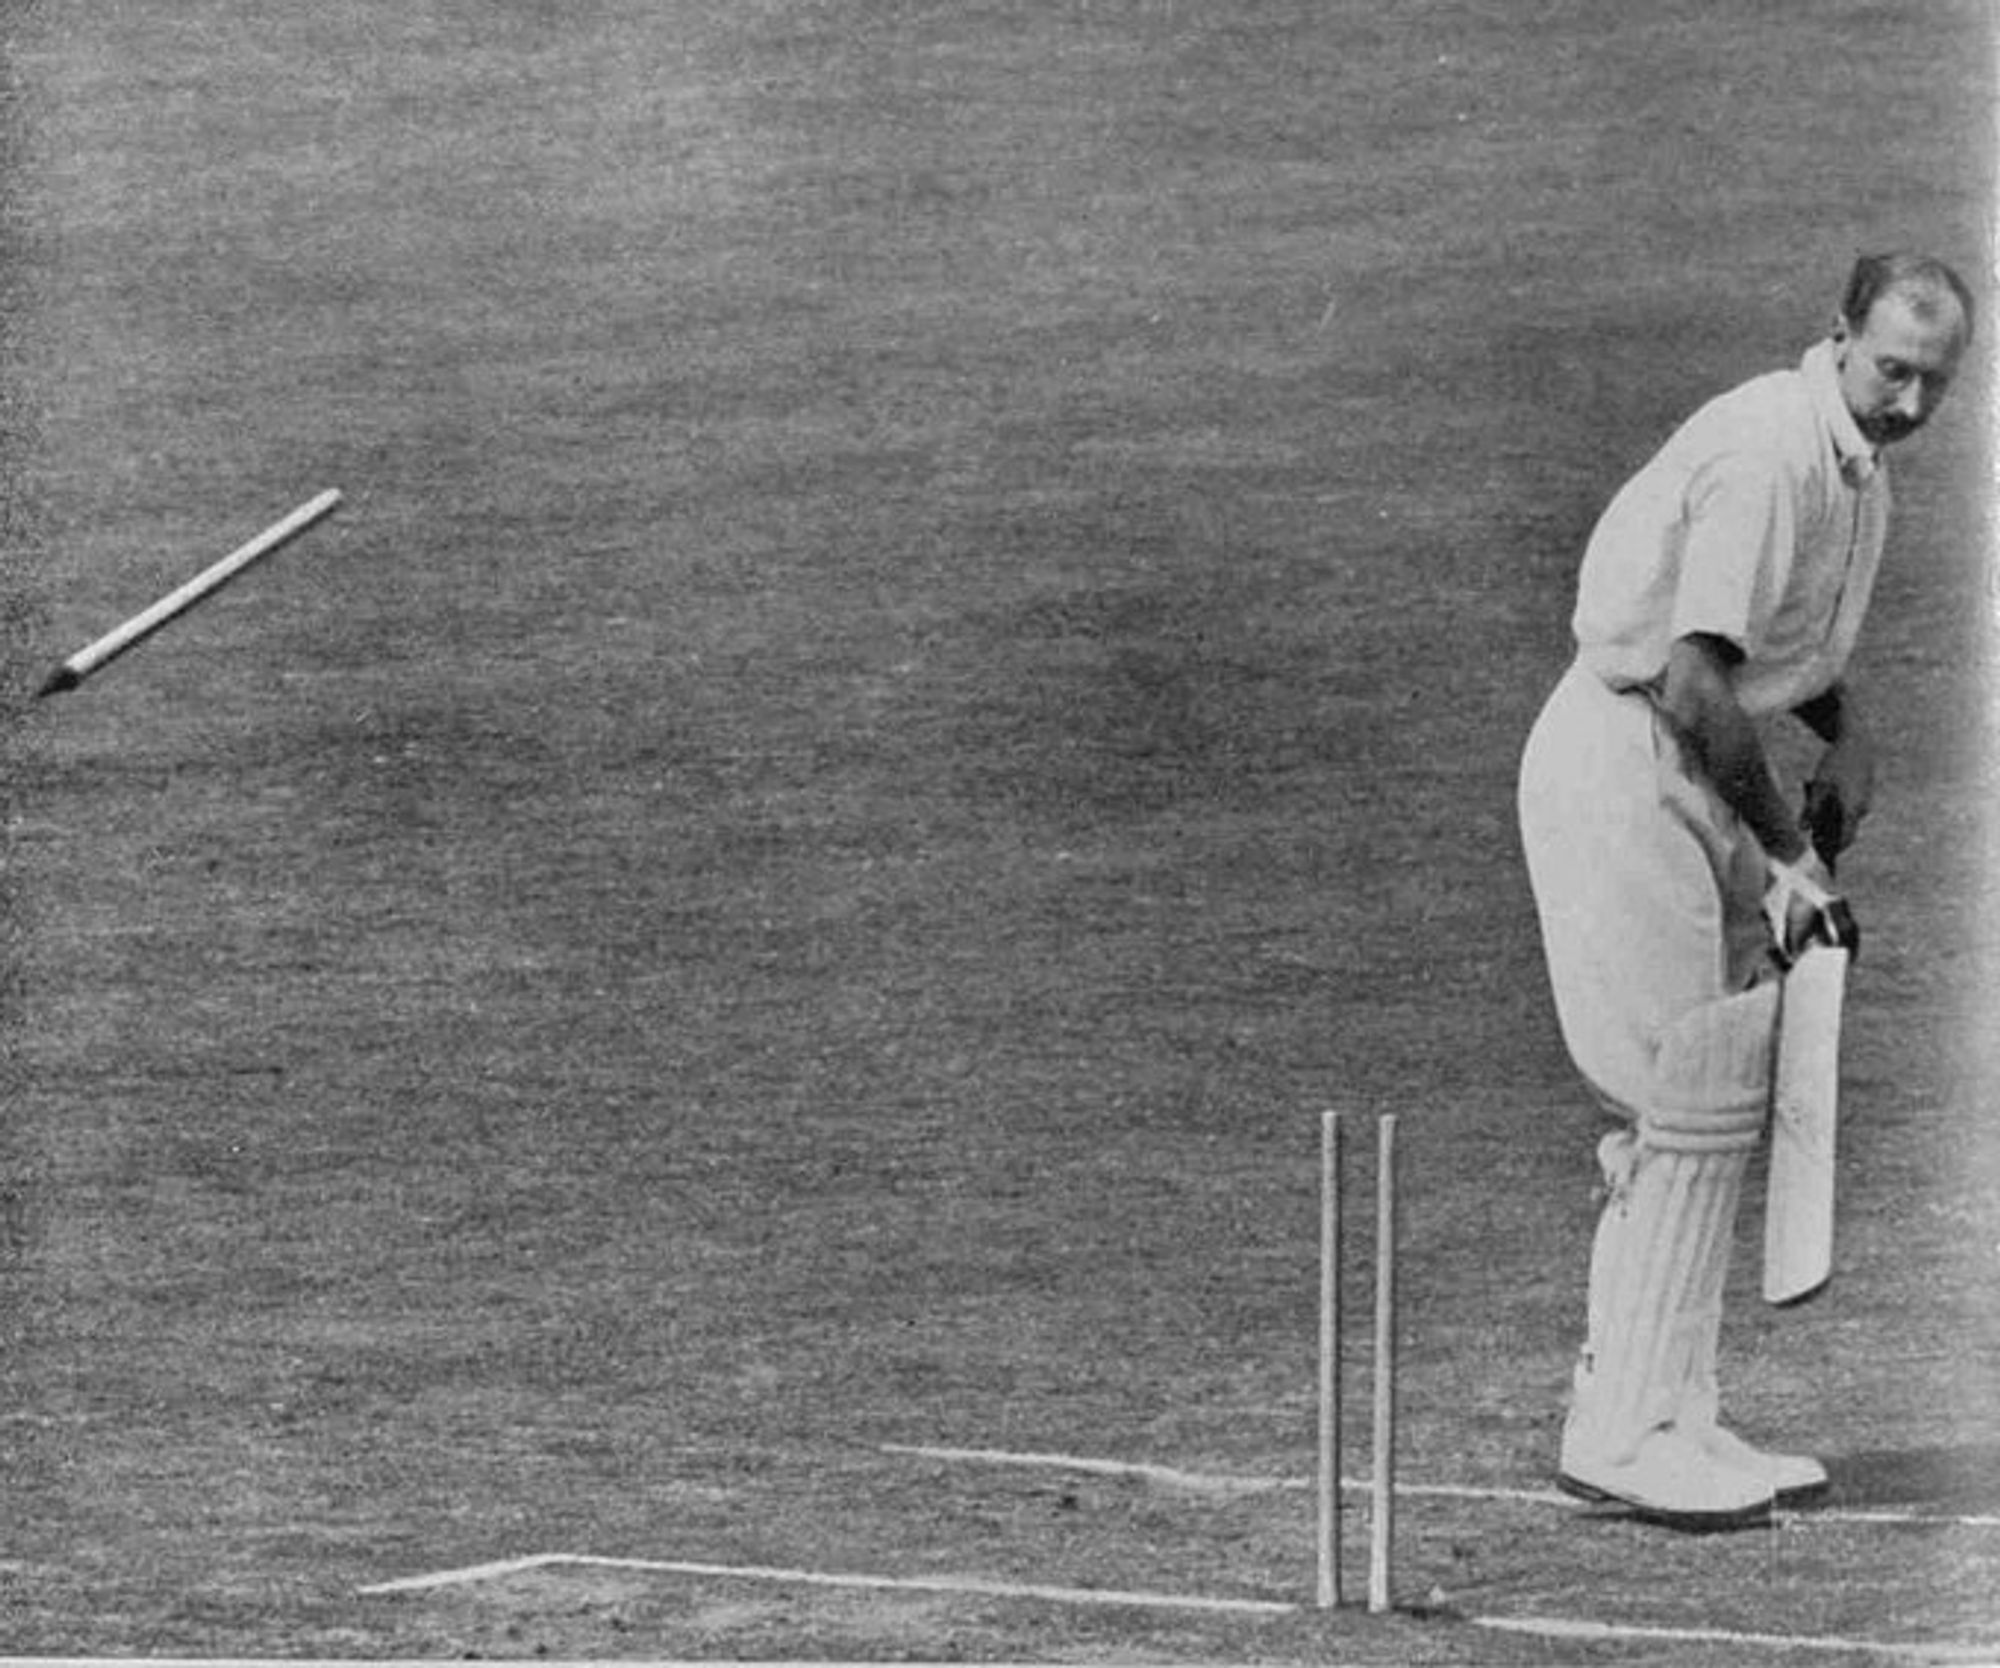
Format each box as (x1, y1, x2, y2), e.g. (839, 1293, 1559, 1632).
(1642, 984, 1777, 1147)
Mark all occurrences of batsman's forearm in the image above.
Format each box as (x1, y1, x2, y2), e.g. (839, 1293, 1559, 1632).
(1659, 638, 1807, 863)
(1691, 711, 1808, 862)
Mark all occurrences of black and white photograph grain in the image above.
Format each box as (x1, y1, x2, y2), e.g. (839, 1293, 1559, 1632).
(1, 4, 1995, 1663)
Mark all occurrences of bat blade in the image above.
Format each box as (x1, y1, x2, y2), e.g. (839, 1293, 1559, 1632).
(1763, 943, 1849, 1306)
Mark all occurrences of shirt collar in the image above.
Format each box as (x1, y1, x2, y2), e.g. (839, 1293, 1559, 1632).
(1802, 337, 1879, 485)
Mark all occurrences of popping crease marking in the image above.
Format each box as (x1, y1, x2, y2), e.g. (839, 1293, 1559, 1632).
(352, 1551, 2000, 1659)
(881, 1441, 1300, 1497)
(1478, 1615, 2000, 1664)
(880, 1443, 2000, 1528)
(357, 1553, 567, 1594)
(358, 1552, 1295, 1614)
(882, 1442, 1592, 1510)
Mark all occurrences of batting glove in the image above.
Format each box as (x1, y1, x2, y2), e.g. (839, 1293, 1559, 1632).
(1763, 849, 1859, 966)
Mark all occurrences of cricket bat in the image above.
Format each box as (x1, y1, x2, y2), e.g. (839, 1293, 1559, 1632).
(1763, 941, 1849, 1306)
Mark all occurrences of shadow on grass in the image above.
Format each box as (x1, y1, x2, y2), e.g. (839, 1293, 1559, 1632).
(1830, 1445, 2000, 1514)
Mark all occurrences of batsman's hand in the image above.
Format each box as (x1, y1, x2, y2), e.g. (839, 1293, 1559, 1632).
(1763, 849, 1859, 966)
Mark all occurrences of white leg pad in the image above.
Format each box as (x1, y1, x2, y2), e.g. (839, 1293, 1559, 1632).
(1571, 987, 1774, 1462)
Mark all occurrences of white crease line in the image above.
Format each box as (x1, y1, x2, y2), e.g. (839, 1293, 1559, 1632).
(357, 1553, 566, 1595)
(883, 1443, 1570, 1508)
(359, 1551, 1294, 1615)
(572, 1555, 1297, 1614)
(1815, 1507, 2000, 1530)
(1477, 1614, 2000, 1663)
(353, 1550, 2000, 1659)
(881, 1442, 1297, 1496)
(881, 1443, 2000, 1527)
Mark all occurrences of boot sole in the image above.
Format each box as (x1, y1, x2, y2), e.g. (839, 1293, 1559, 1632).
(1557, 1470, 1775, 1532)
(1769, 1476, 1832, 1509)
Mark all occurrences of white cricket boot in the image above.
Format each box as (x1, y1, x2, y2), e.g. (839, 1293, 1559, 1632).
(1677, 1334, 1830, 1505)
(1684, 1419, 1829, 1505)
(1559, 1422, 1774, 1529)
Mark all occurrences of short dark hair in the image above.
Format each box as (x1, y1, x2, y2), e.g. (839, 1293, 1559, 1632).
(1841, 252, 1976, 342)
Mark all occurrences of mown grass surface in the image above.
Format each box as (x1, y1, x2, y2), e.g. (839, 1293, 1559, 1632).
(2, 1, 1995, 1659)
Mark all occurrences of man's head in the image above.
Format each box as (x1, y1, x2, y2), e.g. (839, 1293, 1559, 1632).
(1832, 252, 1974, 447)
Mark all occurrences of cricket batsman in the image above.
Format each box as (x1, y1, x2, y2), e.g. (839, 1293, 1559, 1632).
(1517, 253, 1973, 1527)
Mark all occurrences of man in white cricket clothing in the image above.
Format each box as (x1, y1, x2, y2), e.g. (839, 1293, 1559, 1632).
(1518, 253, 1973, 1527)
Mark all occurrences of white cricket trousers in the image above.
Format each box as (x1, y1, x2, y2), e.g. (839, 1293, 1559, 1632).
(1517, 660, 1773, 1119)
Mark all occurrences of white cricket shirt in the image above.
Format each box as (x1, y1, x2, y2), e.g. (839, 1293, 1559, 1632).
(1571, 339, 1889, 719)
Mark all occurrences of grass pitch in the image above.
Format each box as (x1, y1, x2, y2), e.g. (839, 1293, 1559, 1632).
(2, 1, 1996, 1659)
